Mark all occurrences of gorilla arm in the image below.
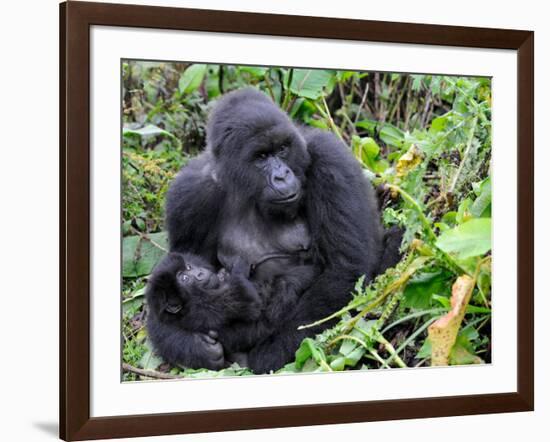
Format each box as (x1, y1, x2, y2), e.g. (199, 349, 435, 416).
(247, 128, 384, 373)
(165, 152, 225, 261)
(157, 154, 228, 369)
(147, 312, 226, 370)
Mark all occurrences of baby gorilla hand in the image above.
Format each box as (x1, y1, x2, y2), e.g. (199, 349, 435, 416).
(195, 330, 225, 370)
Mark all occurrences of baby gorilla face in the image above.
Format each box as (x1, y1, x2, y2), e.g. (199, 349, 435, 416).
(176, 261, 224, 291)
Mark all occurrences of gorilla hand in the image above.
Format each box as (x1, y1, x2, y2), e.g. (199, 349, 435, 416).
(194, 330, 225, 370)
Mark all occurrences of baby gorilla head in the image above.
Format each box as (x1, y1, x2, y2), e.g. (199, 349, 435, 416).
(147, 252, 226, 316)
(147, 252, 262, 329)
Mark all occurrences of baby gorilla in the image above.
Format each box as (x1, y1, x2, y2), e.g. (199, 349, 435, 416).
(146, 252, 262, 370)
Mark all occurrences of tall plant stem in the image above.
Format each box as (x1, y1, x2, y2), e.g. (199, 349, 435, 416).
(449, 115, 479, 195)
(386, 184, 437, 243)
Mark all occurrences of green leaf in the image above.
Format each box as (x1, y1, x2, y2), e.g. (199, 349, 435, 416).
(430, 115, 448, 133)
(449, 342, 484, 365)
(471, 177, 491, 217)
(287, 69, 334, 99)
(355, 119, 378, 134)
(351, 136, 388, 173)
(457, 198, 473, 224)
(123, 124, 174, 138)
(294, 338, 326, 369)
(122, 232, 168, 278)
(435, 218, 492, 260)
(403, 270, 451, 309)
(238, 66, 268, 77)
(379, 124, 405, 148)
(178, 64, 207, 94)
(411, 75, 424, 91)
(122, 287, 146, 318)
(140, 340, 163, 370)
(417, 338, 431, 359)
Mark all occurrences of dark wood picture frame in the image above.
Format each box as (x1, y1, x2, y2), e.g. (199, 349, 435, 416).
(60, 1, 534, 440)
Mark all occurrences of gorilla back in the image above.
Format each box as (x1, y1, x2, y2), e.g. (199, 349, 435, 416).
(165, 88, 385, 373)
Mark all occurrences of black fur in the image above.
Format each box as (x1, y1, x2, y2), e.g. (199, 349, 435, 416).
(159, 88, 392, 373)
(146, 252, 263, 369)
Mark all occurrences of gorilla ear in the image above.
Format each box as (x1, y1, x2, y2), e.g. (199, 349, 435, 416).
(149, 269, 185, 314)
(162, 290, 184, 315)
(208, 125, 233, 157)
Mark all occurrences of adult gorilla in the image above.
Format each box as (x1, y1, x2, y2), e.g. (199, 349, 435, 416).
(161, 88, 386, 373)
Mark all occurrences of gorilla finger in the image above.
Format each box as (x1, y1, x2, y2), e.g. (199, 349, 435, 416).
(201, 334, 217, 345)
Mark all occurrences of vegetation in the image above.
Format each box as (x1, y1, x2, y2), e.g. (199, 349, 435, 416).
(122, 60, 492, 380)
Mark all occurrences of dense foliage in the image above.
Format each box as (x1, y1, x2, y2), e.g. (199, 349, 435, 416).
(122, 60, 492, 380)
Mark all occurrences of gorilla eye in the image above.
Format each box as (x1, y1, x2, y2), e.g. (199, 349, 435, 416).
(177, 271, 190, 284)
(278, 145, 289, 156)
(256, 152, 269, 160)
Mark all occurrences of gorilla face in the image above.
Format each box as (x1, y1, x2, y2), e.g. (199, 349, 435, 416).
(176, 259, 224, 291)
(250, 126, 306, 212)
(206, 88, 311, 217)
(149, 253, 225, 315)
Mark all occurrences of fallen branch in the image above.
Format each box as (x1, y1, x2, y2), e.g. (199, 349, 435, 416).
(130, 226, 169, 253)
(122, 363, 183, 380)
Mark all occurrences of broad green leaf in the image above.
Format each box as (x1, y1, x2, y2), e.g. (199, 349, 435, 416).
(379, 124, 405, 148)
(351, 136, 388, 173)
(122, 232, 168, 278)
(287, 69, 334, 99)
(330, 356, 346, 371)
(471, 177, 492, 218)
(336, 71, 357, 82)
(432, 295, 491, 315)
(430, 115, 448, 133)
(178, 64, 207, 94)
(441, 211, 457, 226)
(122, 287, 146, 318)
(140, 340, 163, 370)
(294, 338, 326, 369)
(355, 119, 377, 134)
(435, 218, 491, 260)
(456, 198, 473, 224)
(416, 338, 431, 359)
(403, 270, 451, 309)
(411, 75, 424, 91)
(123, 124, 173, 138)
(449, 343, 484, 365)
(238, 66, 268, 77)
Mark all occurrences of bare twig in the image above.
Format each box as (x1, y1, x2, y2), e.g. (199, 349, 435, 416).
(122, 363, 183, 380)
(387, 78, 408, 124)
(218, 65, 225, 94)
(282, 68, 294, 110)
(130, 226, 169, 253)
(263, 72, 276, 101)
(449, 115, 479, 195)
(353, 83, 369, 125)
(315, 97, 344, 141)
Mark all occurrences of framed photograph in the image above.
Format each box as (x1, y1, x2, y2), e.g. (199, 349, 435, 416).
(60, 1, 534, 440)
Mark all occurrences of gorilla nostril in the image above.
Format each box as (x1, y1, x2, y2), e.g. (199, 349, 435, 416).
(274, 168, 291, 183)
